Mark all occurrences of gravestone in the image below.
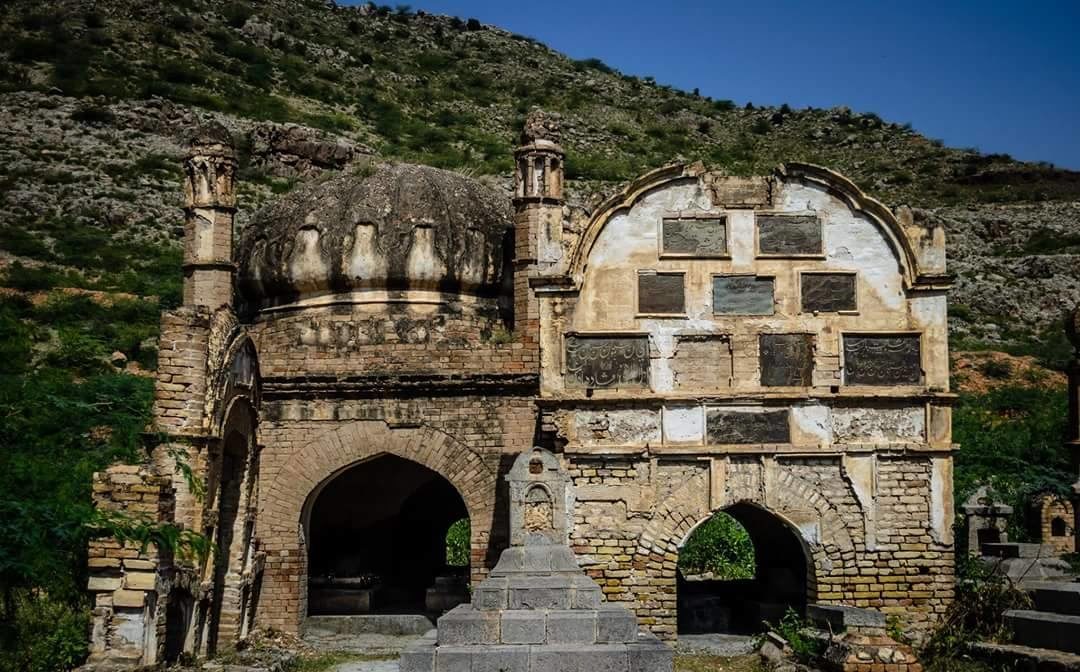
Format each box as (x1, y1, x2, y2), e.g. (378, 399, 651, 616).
(401, 447, 673, 672)
(706, 408, 790, 444)
(801, 273, 857, 312)
(760, 334, 814, 386)
(564, 335, 650, 389)
(661, 217, 727, 256)
(637, 272, 685, 314)
(713, 276, 774, 315)
(757, 214, 822, 255)
(843, 335, 922, 385)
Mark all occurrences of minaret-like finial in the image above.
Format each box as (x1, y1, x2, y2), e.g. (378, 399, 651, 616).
(182, 121, 238, 309)
(514, 109, 564, 204)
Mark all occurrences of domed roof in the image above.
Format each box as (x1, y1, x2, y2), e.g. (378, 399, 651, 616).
(237, 162, 514, 312)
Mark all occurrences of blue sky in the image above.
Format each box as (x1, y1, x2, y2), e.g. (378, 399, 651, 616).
(344, 0, 1080, 170)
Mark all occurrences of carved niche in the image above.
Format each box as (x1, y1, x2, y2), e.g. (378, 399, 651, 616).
(760, 334, 814, 387)
(757, 214, 822, 255)
(507, 447, 570, 546)
(638, 272, 685, 314)
(706, 408, 790, 444)
(661, 217, 728, 256)
(801, 273, 857, 313)
(713, 276, 774, 315)
(565, 335, 650, 388)
(843, 334, 922, 385)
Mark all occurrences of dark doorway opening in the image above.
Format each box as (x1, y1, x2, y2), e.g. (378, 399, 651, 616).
(677, 503, 808, 634)
(163, 588, 194, 664)
(307, 455, 469, 615)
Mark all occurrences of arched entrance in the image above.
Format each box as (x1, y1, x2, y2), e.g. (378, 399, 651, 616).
(677, 502, 810, 635)
(305, 455, 469, 615)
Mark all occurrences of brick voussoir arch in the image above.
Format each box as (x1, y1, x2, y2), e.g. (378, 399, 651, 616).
(263, 421, 495, 533)
(256, 420, 498, 633)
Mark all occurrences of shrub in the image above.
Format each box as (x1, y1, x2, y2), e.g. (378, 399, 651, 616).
(445, 518, 469, 566)
(977, 359, 1012, 380)
(223, 2, 255, 28)
(765, 608, 826, 664)
(678, 511, 755, 579)
(0, 593, 90, 672)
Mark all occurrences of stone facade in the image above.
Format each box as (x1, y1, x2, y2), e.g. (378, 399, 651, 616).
(87, 111, 955, 665)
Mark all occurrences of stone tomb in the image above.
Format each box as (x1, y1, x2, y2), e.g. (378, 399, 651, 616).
(401, 448, 672, 672)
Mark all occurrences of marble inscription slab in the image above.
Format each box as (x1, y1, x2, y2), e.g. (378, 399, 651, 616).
(638, 272, 685, 314)
(843, 335, 922, 385)
(713, 276, 774, 315)
(662, 217, 727, 256)
(801, 273, 856, 312)
(565, 335, 650, 388)
(757, 214, 822, 255)
(706, 408, 790, 444)
(760, 333, 814, 386)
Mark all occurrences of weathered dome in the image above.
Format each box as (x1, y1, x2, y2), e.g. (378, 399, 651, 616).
(237, 162, 514, 312)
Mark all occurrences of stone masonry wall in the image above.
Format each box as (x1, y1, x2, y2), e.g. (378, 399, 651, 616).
(86, 465, 175, 666)
(565, 454, 953, 639)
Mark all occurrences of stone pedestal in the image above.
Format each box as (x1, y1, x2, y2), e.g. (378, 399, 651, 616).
(401, 448, 673, 672)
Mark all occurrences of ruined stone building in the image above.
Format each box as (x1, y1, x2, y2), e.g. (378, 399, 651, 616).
(85, 112, 955, 665)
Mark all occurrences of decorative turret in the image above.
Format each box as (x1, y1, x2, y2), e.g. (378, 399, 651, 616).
(512, 110, 565, 334)
(182, 122, 238, 309)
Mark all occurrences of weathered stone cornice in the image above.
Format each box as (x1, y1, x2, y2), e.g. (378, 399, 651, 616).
(261, 372, 539, 399)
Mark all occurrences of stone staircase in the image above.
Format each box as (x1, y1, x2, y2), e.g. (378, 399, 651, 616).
(989, 581, 1080, 668)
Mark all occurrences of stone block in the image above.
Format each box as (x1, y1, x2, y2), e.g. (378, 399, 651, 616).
(123, 571, 157, 591)
(400, 641, 435, 672)
(547, 610, 597, 644)
(1028, 581, 1080, 616)
(88, 557, 121, 569)
(434, 646, 472, 672)
(571, 576, 602, 609)
(473, 578, 509, 611)
(807, 604, 886, 631)
(123, 559, 156, 570)
(529, 644, 629, 672)
(628, 634, 674, 672)
(1005, 609, 1080, 654)
(437, 605, 500, 645)
(597, 606, 638, 643)
(87, 576, 122, 592)
(112, 590, 146, 608)
(501, 610, 546, 644)
(470, 645, 529, 672)
(509, 577, 572, 610)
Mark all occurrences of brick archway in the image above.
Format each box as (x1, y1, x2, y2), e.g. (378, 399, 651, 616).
(626, 465, 857, 640)
(255, 420, 498, 633)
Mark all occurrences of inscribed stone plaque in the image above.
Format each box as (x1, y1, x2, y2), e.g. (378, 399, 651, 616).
(757, 214, 822, 255)
(713, 276, 774, 315)
(801, 273, 857, 312)
(843, 335, 922, 385)
(760, 334, 814, 387)
(706, 408, 790, 444)
(565, 335, 649, 388)
(638, 272, 685, 314)
(662, 217, 727, 256)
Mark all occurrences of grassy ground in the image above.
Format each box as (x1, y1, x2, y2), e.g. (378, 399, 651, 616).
(675, 654, 768, 672)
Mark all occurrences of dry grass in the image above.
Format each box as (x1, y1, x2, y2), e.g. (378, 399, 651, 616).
(675, 653, 767, 672)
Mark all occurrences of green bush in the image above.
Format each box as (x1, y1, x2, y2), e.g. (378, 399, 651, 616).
(678, 511, 755, 579)
(977, 359, 1012, 380)
(445, 518, 470, 566)
(763, 608, 826, 664)
(0, 593, 90, 672)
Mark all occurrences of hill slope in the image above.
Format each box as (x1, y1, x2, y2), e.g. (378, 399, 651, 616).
(0, 0, 1077, 368)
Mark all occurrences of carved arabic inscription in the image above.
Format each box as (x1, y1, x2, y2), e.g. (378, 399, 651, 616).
(843, 335, 922, 385)
(713, 276, 774, 315)
(801, 273, 857, 312)
(565, 335, 650, 388)
(760, 333, 814, 387)
(662, 217, 728, 256)
(757, 214, 822, 255)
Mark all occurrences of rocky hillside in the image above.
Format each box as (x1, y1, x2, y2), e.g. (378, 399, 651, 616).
(0, 0, 1077, 368)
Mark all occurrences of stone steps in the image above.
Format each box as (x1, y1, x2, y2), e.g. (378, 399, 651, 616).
(436, 604, 638, 646)
(1024, 581, 1080, 616)
(1006, 609, 1080, 654)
